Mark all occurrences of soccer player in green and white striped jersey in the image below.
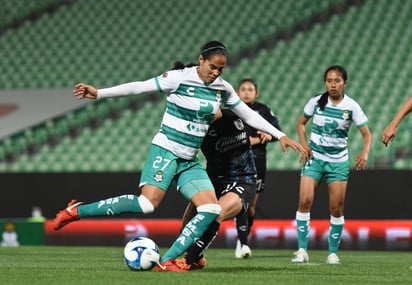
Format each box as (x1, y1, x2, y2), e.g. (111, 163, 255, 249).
(292, 65, 372, 265)
(55, 40, 305, 272)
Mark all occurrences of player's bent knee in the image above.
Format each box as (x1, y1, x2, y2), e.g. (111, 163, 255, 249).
(138, 195, 155, 214)
(197, 203, 221, 215)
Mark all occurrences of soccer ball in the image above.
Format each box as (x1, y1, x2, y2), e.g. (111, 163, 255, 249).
(123, 237, 160, 271)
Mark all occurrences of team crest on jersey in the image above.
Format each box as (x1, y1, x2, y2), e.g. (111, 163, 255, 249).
(154, 171, 163, 182)
(216, 91, 222, 102)
(342, 110, 349, 120)
(233, 119, 244, 130)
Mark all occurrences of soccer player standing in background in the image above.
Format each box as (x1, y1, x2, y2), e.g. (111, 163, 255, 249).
(54, 40, 305, 272)
(234, 78, 281, 258)
(292, 65, 371, 264)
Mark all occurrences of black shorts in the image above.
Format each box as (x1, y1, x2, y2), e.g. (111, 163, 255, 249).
(212, 179, 257, 215)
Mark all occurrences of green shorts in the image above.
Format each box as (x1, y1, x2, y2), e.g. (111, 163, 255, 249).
(301, 157, 349, 184)
(140, 144, 214, 200)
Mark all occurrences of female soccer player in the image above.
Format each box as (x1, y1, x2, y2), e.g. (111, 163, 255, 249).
(234, 78, 281, 259)
(291, 65, 371, 264)
(53, 40, 304, 272)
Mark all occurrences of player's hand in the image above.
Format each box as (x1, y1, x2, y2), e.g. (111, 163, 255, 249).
(279, 136, 305, 156)
(256, 131, 272, 144)
(299, 145, 312, 164)
(355, 152, 368, 170)
(73, 83, 98, 99)
(211, 108, 222, 123)
(381, 126, 396, 147)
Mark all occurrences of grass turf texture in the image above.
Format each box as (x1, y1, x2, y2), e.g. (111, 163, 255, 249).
(0, 247, 411, 285)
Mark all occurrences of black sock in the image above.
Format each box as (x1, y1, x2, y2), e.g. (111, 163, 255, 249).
(236, 213, 249, 245)
(185, 220, 220, 264)
(247, 215, 255, 237)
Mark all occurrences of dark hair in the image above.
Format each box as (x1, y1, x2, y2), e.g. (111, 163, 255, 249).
(200, 40, 228, 60)
(238, 78, 258, 91)
(172, 61, 197, 70)
(317, 65, 348, 110)
(171, 41, 226, 70)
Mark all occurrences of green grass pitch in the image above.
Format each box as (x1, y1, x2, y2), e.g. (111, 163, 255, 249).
(0, 246, 411, 285)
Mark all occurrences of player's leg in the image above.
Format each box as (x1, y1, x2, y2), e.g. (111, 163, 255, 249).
(295, 176, 316, 250)
(327, 181, 346, 255)
(180, 202, 197, 231)
(157, 186, 220, 271)
(157, 161, 220, 270)
(247, 191, 259, 235)
(292, 158, 321, 263)
(53, 187, 163, 231)
(325, 160, 348, 264)
(53, 144, 173, 230)
(184, 191, 242, 263)
(176, 202, 218, 270)
(235, 187, 259, 258)
(234, 212, 249, 258)
(180, 183, 255, 268)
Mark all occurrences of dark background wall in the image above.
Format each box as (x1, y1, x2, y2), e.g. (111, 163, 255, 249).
(1, 170, 410, 220)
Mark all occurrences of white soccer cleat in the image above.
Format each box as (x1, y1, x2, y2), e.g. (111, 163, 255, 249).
(291, 248, 309, 263)
(235, 239, 252, 259)
(326, 253, 341, 264)
(240, 244, 252, 259)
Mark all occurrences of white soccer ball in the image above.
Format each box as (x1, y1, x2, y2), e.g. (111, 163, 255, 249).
(123, 237, 160, 271)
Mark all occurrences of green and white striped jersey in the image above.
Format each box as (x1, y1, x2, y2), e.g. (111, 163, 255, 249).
(153, 66, 241, 160)
(303, 94, 368, 162)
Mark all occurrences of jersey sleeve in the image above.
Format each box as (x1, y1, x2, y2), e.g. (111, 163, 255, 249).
(222, 81, 242, 108)
(97, 79, 158, 99)
(352, 101, 368, 127)
(303, 96, 317, 118)
(154, 69, 184, 93)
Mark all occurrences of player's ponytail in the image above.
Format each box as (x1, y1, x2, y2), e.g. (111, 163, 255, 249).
(317, 92, 329, 111)
(172, 61, 197, 70)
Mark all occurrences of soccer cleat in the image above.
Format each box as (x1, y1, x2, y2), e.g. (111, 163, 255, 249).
(291, 248, 309, 263)
(240, 244, 252, 259)
(155, 259, 189, 272)
(326, 253, 341, 264)
(175, 257, 207, 270)
(191, 257, 207, 270)
(235, 239, 252, 259)
(53, 199, 83, 231)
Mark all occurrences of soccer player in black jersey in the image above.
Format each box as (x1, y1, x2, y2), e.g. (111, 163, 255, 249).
(235, 78, 281, 258)
(175, 107, 261, 269)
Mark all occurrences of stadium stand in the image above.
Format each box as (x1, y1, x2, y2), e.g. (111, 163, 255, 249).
(1, 0, 411, 172)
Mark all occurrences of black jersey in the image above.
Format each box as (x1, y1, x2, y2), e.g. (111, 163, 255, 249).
(246, 101, 281, 188)
(201, 109, 257, 186)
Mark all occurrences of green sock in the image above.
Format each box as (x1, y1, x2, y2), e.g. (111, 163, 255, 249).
(161, 211, 219, 262)
(296, 211, 310, 251)
(78, 195, 143, 217)
(329, 216, 344, 254)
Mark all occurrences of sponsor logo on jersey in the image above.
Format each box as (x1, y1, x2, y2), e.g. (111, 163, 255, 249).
(233, 119, 244, 130)
(342, 110, 349, 120)
(154, 171, 163, 182)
